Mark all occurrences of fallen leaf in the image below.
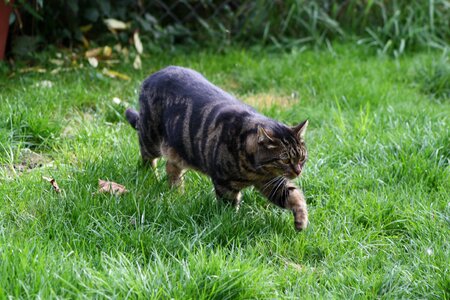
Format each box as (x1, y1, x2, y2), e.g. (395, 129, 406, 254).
(133, 31, 143, 54)
(80, 24, 93, 33)
(98, 179, 128, 195)
(51, 68, 61, 74)
(85, 47, 102, 58)
(104, 60, 120, 66)
(35, 80, 53, 88)
(113, 43, 122, 53)
(81, 35, 90, 48)
(88, 57, 98, 68)
(104, 18, 128, 31)
(103, 46, 112, 58)
(102, 68, 130, 80)
(18, 67, 46, 73)
(43, 176, 61, 193)
(51, 67, 74, 74)
(133, 55, 142, 70)
(50, 59, 64, 66)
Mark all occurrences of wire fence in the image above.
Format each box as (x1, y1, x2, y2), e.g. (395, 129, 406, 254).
(9, 0, 449, 56)
(142, 0, 266, 45)
(137, 0, 449, 53)
(148, 0, 240, 25)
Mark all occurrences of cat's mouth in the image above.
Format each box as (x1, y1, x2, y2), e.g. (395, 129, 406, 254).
(285, 165, 302, 179)
(285, 170, 301, 179)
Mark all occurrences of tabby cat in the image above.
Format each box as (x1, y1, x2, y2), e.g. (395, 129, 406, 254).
(126, 66, 309, 231)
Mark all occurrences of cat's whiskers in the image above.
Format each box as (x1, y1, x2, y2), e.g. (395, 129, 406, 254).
(269, 177, 286, 201)
(261, 176, 282, 193)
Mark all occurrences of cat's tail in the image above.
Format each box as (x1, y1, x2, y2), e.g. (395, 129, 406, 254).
(125, 108, 139, 130)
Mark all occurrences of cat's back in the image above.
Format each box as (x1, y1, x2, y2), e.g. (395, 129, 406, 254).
(145, 66, 205, 90)
(142, 66, 241, 107)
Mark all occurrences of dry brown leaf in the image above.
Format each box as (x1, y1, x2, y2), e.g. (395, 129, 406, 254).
(18, 67, 46, 73)
(102, 68, 131, 80)
(80, 24, 93, 33)
(133, 31, 143, 54)
(81, 35, 90, 48)
(104, 60, 120, 66)
(113, 43, 122, 53)
(98, 179, 128, 195)
(50, 59, 64, 66)
(133, 55, 142, 70)
(43, 176, 61, 193)
(50, 67, 71, 75)
(88, 57, 98, 68)
(35, 80, 53, 88)
(104, 18, 128, 31)
(85, 47, 102, 58)
(103, 46, 113, 58)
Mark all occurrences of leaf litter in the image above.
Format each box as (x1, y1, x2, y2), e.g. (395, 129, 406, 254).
(42, 176, 61, 193)
(102, 68, 130, 80)
(98, 179, 128, 195)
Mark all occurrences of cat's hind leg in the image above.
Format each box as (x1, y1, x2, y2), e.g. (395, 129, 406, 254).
(166, 161, 184, 188)
(141, 156, 158, 169)
(213, 181, 242, 208)
(137, 132, 160, 169)
(160, 144, 186, 189)
(257, 178, 308, 231)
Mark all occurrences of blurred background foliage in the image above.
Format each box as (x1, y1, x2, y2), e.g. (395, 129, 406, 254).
(5, 0, 450, 58)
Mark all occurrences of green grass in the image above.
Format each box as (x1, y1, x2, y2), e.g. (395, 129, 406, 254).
(0, 44, 449, 299)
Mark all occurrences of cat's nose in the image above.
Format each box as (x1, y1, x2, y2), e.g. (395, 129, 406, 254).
(293, 164, 302, 175)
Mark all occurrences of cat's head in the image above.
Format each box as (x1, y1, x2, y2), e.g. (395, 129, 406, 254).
(252, 120, 308, 179)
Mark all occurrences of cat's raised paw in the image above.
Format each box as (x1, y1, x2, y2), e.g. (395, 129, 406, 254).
(294, 220, 307, 231)
(293, 209, 308, 231)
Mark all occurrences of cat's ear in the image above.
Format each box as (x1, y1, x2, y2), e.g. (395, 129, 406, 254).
(292, 120, 309, 140)
(257, 125, 274, 144)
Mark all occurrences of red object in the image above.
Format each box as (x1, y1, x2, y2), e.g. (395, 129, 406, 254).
(0, 0, 14, 60)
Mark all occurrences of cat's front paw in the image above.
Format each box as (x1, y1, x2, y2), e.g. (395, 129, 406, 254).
(293, 207, 308, 231)
(287, 187, 308, 231)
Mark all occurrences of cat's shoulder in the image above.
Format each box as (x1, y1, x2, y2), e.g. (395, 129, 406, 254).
(150, 66, 204, 81)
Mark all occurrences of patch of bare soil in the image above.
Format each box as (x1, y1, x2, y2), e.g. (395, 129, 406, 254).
(14, 149, 52, 172)
(1, 149, 53, 179)
(242, 92, 298, 110)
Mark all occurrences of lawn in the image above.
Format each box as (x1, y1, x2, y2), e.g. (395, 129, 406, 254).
(0, 44, 449, 299)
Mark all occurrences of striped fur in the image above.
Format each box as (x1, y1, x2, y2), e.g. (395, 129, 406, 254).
(126, 66, 309, 231)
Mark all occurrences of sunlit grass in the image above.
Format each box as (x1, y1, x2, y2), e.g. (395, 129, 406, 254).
(0, 44, 449, 298)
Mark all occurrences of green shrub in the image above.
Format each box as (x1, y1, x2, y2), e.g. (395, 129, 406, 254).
(7, 0, 450, 55)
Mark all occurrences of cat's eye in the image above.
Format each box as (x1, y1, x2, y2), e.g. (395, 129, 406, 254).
(281, 158, 291, 164)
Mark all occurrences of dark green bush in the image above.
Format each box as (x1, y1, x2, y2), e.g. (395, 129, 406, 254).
(7, 0, 450, 55)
